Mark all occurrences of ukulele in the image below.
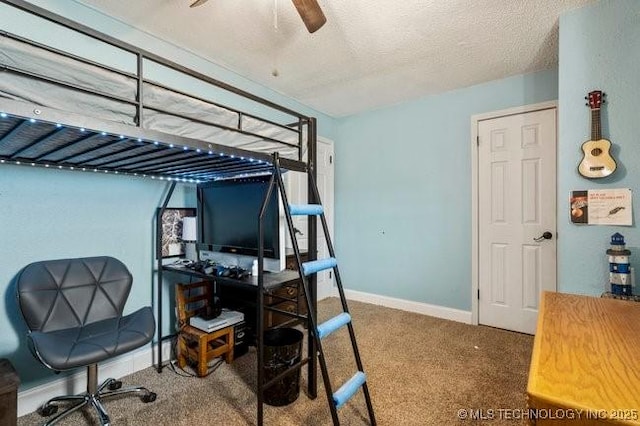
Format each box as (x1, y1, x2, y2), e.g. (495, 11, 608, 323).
(578, 90, 616, 178)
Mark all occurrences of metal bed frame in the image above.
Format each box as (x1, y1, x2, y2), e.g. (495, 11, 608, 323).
(0, 0, 319, 423)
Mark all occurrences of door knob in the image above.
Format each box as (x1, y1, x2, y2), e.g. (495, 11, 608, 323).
(534, 231, 553, 242)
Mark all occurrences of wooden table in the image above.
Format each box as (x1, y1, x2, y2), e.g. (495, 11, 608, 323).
(527, 292, 640, 425)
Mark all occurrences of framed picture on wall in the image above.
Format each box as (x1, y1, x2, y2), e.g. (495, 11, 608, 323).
(158, 208, 196, 258)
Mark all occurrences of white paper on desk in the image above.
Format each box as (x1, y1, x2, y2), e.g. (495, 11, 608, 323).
(587, 188, 632, 226)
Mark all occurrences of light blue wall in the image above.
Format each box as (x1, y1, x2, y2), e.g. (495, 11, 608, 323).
(334, 70, 558, 311)
(557, 0, 640, 295)
(0, 0, 335, 390)
(0, 165, 195, 387)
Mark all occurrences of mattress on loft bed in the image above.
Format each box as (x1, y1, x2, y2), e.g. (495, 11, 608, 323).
(0, 35, 303, 160)
(142, 84, 301, 158)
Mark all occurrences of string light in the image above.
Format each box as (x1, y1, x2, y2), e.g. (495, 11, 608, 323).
(0, 113, 269, 184)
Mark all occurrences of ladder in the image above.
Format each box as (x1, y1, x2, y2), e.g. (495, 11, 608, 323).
(257, 154, 376, 425)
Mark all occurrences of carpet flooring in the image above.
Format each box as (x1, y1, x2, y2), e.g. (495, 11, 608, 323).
(18, 297, 533, 425)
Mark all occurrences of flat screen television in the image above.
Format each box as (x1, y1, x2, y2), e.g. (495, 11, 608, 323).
(197, 176, 285, 271)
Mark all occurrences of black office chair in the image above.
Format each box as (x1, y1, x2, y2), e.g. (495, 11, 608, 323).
(16, 256, 157, 425)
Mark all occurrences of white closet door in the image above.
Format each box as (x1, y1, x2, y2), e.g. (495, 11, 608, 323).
(478, 108, 556, 335)
(284, 138, 335, 299)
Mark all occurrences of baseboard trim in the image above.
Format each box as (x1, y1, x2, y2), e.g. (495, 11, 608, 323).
(17, 339, 173, 417)
(317, 284, 335, 302)
(339, 288, 472, 324)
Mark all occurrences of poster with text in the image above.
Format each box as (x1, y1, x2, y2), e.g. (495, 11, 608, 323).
(570, 189, 632, 226)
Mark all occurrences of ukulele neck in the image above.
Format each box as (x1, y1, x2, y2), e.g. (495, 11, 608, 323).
(591, 108, 602, 140)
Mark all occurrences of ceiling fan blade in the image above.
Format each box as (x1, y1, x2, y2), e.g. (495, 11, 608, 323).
(190, 0, 210, 8)
(291, 0, 326, 33)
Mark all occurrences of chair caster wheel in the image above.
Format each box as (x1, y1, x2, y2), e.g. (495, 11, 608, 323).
(141, 392, 157, 403)
(40, 405, 58, 417)
(108, 380, 123, 390)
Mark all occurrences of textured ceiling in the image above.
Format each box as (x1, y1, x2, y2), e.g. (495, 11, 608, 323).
(73, 0, 595, 117)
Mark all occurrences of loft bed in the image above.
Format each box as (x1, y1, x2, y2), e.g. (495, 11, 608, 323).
(1, 0, 319, 424)
(0, 1, 315, 181)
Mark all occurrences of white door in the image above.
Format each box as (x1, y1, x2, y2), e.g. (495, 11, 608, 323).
(315, 139, 335, 300)
(478, 108, 556, 334)
(285, 138, 335, 299)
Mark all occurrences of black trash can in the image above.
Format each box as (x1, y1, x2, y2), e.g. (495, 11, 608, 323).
(263, 328, 303, 406)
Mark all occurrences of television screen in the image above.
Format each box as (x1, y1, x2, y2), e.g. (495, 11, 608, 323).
(198, 176, 280, 259)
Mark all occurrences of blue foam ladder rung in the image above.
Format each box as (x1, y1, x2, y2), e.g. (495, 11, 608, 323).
(302, 257, 337, 276)
(317, 312, 351, 339)
(289, 204, 324, 216)
(333, 371, 367, 409)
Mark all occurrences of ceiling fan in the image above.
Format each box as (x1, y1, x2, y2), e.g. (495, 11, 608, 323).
(189, 0, 327, 33)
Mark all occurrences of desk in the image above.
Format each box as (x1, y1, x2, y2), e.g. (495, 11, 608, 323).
(162, 264, 301, 290)
(159, 263, 317, 397)
(162, 265, 306, 328)
(527, 292, 640, 425)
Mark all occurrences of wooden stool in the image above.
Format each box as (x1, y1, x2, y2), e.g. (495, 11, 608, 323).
(176, 281, 234, 377)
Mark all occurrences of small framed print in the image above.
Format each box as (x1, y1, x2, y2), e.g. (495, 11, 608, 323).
(158, 208, 196, 258)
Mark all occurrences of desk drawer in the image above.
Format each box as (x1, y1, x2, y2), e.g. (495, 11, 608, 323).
(265, 282, 307, 328)
(286, 252, 309, 270)
(266, 300, 296, 327)
(271, 284, 298, 300)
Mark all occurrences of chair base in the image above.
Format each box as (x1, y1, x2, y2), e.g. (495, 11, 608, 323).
(39, 366, 156, 426)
